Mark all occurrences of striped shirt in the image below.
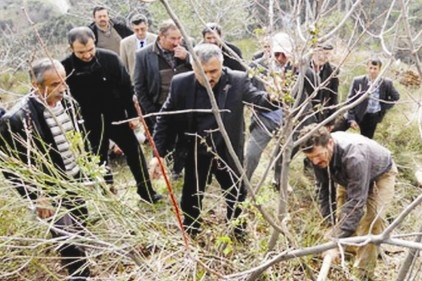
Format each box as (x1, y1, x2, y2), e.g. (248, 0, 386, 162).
(43, 102, 80, 177)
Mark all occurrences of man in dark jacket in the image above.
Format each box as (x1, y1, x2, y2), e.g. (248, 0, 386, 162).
(88, 6, 132, 54)
(0, 58, 91, 279)
(334, 58, 400, 139)
(149, 43, 277, 239)
(133, 19, 191, 134)
(299, 123, 397, 280)
(62, 26, 162, 203)
(309, 44, 339, 128)
(201, 22, 245, 71)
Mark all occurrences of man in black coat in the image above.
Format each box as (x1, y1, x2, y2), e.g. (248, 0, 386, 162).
(0, 58, 91, 279)
(309, 44, 339, 128)
(334, 58, 400, 139)
(201, 22, 245, 71)
(149, 43, 277, 239)
(62, 26, 162, 203)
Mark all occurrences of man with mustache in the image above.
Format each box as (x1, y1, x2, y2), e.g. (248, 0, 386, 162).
(0, 58, 91, 279)
(88, 6, 132, 55)
(133, 19, 192, 180)
(299, 123, 397, 280)
(149, 43, 278, 240)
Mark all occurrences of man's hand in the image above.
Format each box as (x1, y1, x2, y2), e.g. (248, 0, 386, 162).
(129, 119, 141, 130)
(36, 196, 54, 219)
(349, 120, 359, 130)
(149, 157, 164, 179)
(174, 45, 188, 60)
(322, 248, 340, 263)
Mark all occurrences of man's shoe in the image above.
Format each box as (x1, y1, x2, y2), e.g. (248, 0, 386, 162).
(140, 193, 163, 204)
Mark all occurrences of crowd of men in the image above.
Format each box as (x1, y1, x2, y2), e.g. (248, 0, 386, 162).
(0, 6, 401, 280)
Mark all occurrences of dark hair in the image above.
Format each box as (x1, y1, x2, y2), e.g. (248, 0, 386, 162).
(67, 26, 96, 46)
(130, 14, 148, 25)
(369, 58, 382, 68)
(92, 6, 107, 17)
(201, 22, 222, 37)
(298, 124, 331, 153)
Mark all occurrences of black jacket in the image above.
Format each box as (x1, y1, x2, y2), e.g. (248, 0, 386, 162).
(222, 42, 245, 71)
(0, 94, 84, 200)
(88, 20, 132, 46)
(153, 68, 277, 168)
(346, 75, 400, 123)
(133, 40, 192, 114)
(61, 48, 137, 131)
(309, 62, 339, 125)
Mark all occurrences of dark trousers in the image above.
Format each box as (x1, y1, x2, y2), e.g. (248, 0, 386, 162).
(333, 113, 381, 139)
(51, 197, 90, 279)
(89, 123, 156, 199)
(181, 150, 246, 232)
(359, 112, 381, 139)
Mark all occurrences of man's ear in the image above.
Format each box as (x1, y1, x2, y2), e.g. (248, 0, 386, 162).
(327, 138, 334, 150)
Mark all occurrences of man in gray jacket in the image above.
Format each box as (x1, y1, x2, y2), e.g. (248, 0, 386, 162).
(299, 123, 397, 280)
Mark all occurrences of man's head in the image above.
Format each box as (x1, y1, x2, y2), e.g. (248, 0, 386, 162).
(158, 20, 182, 51)
(192, 43, 224, 88)
(68, 26, 96, 63)
(299, 124, 334, 169)
(367, 58, 382, 81)
(30, 58, 67, 107)
(130, 14, 149, 40)
(312, 43, 333, 66)
(92, 6, 110, 30)
(271, 32, 293, 66)
(201, 23, 222, 47)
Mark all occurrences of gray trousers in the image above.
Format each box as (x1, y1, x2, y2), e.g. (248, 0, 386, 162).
(245, 115, 281, 183)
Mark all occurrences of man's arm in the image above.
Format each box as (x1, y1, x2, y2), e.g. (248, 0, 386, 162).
(345, 78, 361, 129)
(336, 152, 372, 237)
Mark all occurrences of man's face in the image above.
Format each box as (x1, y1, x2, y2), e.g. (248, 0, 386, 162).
(193, 57, 223, 89)
(35, 67, 67, 107)
(93, 9, 110, 29)
(159, 28, 182, 51)
(203, 31, 221, 46)
(133, 22, 148, 40)
(71, 38, 96, 62)
(304, 140, 334, 169)
(312, 49, 330, 66)
(367, 63, 380, 81)
(274, 51, 288, 66)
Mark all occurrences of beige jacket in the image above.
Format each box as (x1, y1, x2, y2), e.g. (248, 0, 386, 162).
(120, 32, 157, 80)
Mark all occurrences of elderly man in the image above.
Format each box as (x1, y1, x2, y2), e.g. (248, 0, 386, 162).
(0, 58, 91, 279)
(334, 58, 400, 139)
(299, 123, 397, 280)
(149, 43, 277, 239)
(120, 13, 157, 80)
(88, 6, 132, 54)
(62, 26, 162, 203)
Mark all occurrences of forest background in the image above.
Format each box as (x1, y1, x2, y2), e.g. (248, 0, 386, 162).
(0, 0, 422, 280)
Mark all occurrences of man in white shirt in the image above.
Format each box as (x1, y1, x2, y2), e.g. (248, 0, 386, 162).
(120, 14, 157, 80)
